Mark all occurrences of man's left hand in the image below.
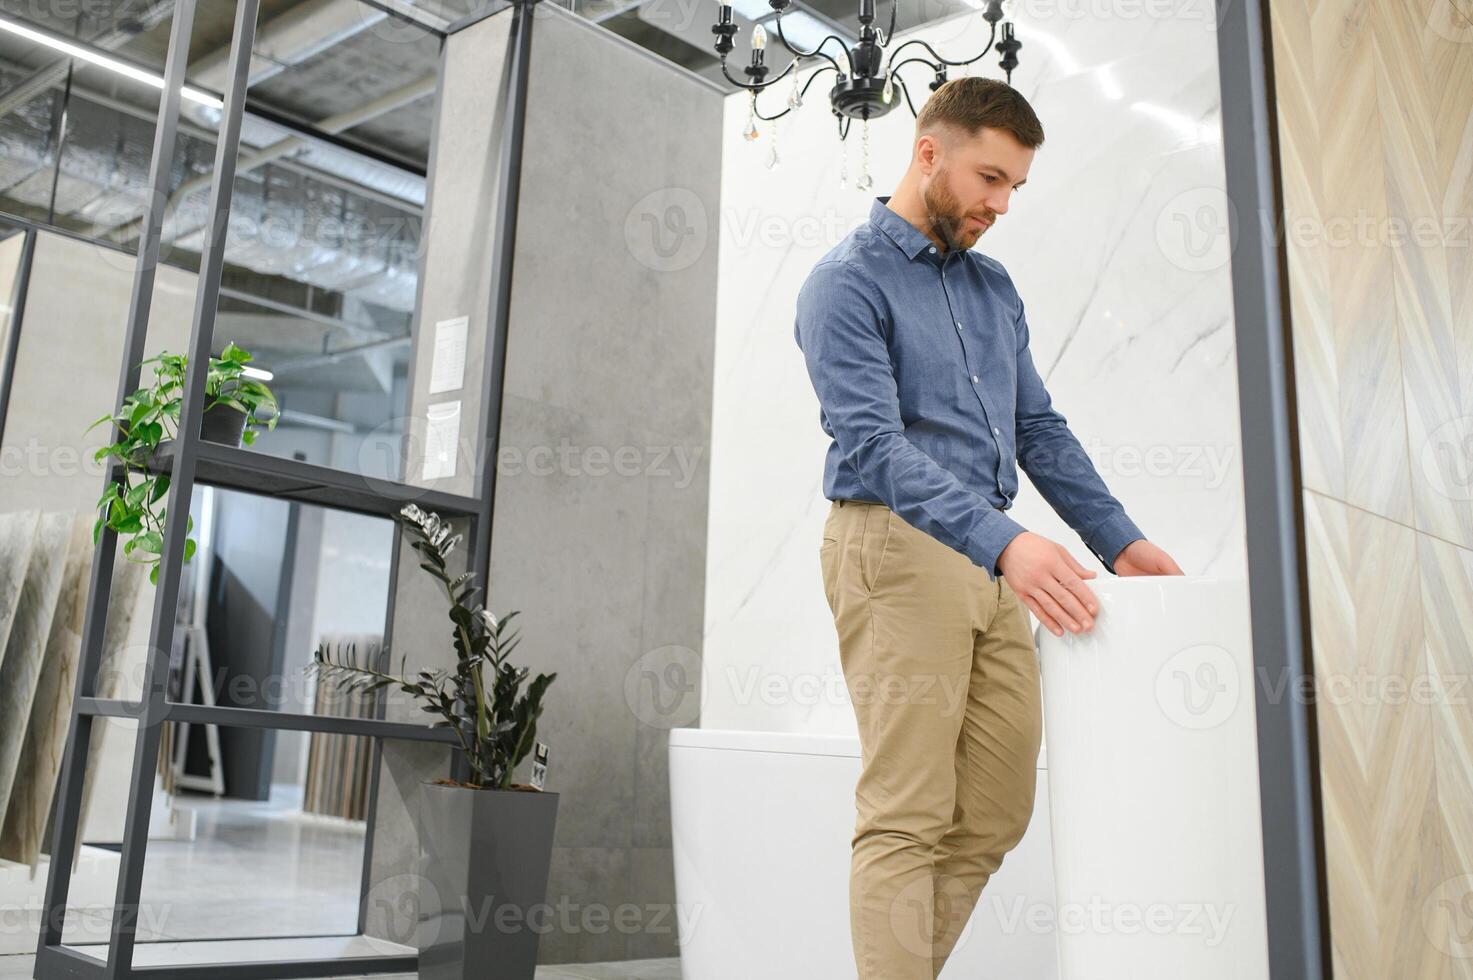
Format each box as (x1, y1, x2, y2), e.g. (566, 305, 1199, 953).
(1113, 539, 1184, 576)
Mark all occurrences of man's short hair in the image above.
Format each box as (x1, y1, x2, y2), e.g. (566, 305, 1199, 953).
(915, 77, 1045, 149)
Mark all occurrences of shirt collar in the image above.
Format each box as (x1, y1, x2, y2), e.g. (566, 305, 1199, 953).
(870, 195, 942, 261)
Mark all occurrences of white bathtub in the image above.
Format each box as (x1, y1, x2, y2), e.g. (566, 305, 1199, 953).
(669, 726, 1059, 979)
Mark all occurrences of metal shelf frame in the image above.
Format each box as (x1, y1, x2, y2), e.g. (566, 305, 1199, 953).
(0, 222, 36, 448)
(143, 440, 482, 520)
(32, 0, 540, 976)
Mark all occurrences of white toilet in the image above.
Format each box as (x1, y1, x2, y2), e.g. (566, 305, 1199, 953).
(668, 726, 1059, 979)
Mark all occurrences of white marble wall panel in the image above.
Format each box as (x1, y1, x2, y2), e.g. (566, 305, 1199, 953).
(703, 4, 1247, 734)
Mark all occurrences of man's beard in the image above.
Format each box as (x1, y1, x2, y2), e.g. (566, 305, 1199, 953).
(923, 166, 991, 251)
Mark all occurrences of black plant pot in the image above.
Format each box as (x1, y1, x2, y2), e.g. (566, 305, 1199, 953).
(199, 403, 248, 446)
(416, 782, 559, 980)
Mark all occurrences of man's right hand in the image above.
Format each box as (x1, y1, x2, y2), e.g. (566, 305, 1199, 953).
(996, 532, 1099, 637)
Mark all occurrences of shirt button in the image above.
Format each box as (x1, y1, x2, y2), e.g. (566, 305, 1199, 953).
(971, 375, 979, 384)
(992, 427, 1000, 435)
(928, 246, 936, 253)
(955, 321, 962, 331)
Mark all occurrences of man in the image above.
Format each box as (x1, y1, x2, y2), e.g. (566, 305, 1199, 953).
(793, 77, 1183, 980)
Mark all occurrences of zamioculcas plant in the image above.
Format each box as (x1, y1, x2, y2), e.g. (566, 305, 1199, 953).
(86, 342, 278, 583)
(310, 504, 557, 790)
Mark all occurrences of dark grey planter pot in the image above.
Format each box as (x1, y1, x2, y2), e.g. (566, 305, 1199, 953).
(199, 403, 247, 446)
(417, 781, 559, 980)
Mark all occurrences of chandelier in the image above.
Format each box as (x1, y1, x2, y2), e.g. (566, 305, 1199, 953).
(712, 0, 1022, 188)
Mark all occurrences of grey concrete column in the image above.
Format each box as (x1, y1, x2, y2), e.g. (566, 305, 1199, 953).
(366, 2, 725, 963)
(489, 6, 723, 961)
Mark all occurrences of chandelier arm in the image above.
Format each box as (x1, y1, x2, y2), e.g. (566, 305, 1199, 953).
(875, 0, 898, 46)
(772, 14, 855, 74)
(888, 55, 940, 76)
(884, 23, 996, 71)
(719, 55, 800, 91)
(753, 64, 840, 120)
(800, 47, 847, 78)
(893, 73, 919, 115)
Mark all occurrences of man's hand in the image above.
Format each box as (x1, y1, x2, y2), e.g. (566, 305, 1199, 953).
(996, 532, 1099, 638)
(1113, 539, 1184, 576)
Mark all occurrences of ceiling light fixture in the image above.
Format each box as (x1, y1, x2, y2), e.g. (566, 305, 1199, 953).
(0, 13, 224, 109)
(712, 0, 1023, 188)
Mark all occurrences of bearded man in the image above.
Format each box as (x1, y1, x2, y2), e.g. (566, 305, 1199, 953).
(794, 76, 1183, 980)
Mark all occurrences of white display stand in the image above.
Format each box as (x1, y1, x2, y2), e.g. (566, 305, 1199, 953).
(1038, 577, 1270, 980)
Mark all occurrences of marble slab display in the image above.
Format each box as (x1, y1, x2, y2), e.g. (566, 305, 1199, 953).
(0, 512, 41, 679)
(703, 5, 1249, 734)
(74, 556, 149, 857)
(1, 513, 93, 868)
(0, 513, 72, 831)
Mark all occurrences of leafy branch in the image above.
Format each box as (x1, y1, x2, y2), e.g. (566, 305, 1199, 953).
(309, 504, 557, 789)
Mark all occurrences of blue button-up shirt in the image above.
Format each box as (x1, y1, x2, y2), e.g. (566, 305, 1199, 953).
(794, 195, 1145, 579)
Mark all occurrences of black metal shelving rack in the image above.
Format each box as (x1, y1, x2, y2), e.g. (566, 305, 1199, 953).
(32, 0, 538, 976)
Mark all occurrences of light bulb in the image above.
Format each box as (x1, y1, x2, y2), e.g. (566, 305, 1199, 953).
(752, 24, 767, 50)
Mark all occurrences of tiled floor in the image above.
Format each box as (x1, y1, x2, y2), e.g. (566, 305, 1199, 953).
(0, 953, 682, 979)
(39, 788, 373, 944)
(1, 791, 682, 978)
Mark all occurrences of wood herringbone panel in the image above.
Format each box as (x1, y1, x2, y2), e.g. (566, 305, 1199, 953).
(1273, 0, 1345, 501)
(1419, 535, 1473, 980)
(1303, 492, 1448, 980)
(1275, 0, 1473, 973)
(1379, 0, 1473, 549)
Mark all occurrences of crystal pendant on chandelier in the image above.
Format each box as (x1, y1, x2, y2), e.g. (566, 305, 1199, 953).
(855, 118, 874, 191)
(881, 75, 893, 105)
(743, 92, 760, 141)
(787, 73, 803, 110)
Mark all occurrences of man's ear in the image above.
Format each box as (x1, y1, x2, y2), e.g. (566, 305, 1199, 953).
(915, 131, 941, 175)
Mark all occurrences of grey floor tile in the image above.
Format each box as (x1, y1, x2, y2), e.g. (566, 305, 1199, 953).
(0, 954, 681, 979)
(3, 791, 682, 979)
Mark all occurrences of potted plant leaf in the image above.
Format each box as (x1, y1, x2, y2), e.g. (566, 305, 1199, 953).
(310, 503, 559, 980)
(86, 341, 278, 583)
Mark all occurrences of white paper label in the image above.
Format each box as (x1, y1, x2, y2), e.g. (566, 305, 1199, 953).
(421, 400, 461, 480)
(428, 316, 468, 395)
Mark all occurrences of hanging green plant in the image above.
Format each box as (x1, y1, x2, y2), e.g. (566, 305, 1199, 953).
(85, 341, 279, 584)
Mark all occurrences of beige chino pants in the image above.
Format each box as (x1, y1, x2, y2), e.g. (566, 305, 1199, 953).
(819, 498, 1042, 980)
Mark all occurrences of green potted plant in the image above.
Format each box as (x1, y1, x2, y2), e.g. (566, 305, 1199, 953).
(86, 342, 278, 583)
(310, 503, 559, 980)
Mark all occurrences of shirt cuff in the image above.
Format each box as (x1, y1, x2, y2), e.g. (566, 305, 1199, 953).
(1084, 513, 1147, 574)
(966, 509, 1028, 581)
